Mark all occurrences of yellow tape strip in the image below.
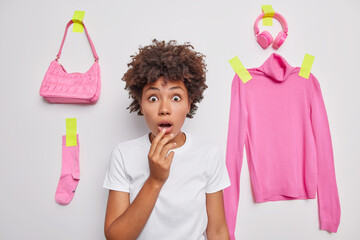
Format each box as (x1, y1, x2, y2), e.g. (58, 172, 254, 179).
(229, 56, 252, 83)
(299, 53, 315, 79)
(261, 5, 275, 26)
(72, 10, 85, 33)
(66, 118, 77, 146)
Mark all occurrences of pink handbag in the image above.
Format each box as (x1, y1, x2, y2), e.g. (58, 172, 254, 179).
(40, 20, 101, 104)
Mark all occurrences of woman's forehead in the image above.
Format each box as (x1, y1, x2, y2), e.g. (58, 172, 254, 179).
(144, 78, 186, 90)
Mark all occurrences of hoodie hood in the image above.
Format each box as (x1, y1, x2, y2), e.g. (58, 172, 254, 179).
(258, 53, 293, 82)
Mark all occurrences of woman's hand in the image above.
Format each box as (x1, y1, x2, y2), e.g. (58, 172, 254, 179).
(148, 129, 177, 185)
(105, 129, 177, 240)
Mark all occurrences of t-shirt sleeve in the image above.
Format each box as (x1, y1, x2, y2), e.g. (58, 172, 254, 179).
(205, 147, 231, 193)
(103, 144, 130, 192)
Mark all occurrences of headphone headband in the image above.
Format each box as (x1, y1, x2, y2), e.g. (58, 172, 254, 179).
(254, 12, 288, 36)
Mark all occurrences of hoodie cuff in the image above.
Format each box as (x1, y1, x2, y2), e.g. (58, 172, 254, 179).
(320, 221, 339, 233)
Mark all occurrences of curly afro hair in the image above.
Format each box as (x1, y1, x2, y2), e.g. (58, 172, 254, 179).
(122, 39, 208, 118)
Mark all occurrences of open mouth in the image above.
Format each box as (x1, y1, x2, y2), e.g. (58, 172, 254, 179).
(158, 121, 173, 133)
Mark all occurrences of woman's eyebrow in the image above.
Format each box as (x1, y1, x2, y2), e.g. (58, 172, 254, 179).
(169, 86, 185, 91)
(145, 87, 159, 92)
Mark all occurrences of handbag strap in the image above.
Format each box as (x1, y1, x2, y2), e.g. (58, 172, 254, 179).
(56, 20, 99, 62)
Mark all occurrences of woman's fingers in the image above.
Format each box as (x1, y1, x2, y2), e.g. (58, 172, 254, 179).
(148, 129, 166, 157)
(159, 142, 177, 161)
(164, 150, 175, 166)
(152, 133, 175, 158)
(147, 131, 177, 184)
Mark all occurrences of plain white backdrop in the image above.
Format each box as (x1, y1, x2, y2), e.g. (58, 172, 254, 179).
(0, 0, 359, 239)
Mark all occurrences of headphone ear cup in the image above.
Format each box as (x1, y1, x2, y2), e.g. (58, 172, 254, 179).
(256, 31, 273, 49)
(273, 31, 288, 50)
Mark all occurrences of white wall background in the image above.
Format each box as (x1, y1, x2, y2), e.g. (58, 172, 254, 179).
(0, 0, 359, 239)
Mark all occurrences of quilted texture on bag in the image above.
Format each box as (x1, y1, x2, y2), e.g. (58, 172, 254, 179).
(40, 60, 101, 103)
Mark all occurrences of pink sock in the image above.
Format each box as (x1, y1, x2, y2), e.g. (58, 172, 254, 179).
(55, 134, 80, 205)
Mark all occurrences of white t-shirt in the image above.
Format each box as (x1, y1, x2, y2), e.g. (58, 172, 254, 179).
(103, 132, 230, 240)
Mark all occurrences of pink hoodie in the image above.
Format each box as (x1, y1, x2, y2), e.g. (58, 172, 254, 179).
(223, 53, 340, 239)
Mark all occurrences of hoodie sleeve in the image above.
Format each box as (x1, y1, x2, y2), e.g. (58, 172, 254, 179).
(223, 74, 248, 240)
(309, 74, 341, 233)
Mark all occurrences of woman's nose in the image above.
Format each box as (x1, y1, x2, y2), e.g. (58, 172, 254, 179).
(159, 101, 171, 115)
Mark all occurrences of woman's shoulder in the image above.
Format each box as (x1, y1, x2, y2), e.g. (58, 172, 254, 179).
(187, 132, 221, 154)
(114, 133, 149, 152)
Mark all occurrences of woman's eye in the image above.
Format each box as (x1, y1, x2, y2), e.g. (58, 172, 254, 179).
(149, 96, 158, 102)
(173, 95, 181, 101)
